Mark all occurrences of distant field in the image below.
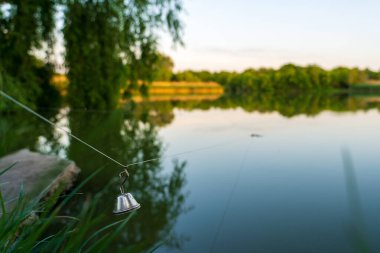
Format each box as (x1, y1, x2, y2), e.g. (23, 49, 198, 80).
(146, 81, 224, 95)
(51, 75, 224, 98)
(131, 94, 223, 102)
(128, 81, 224, 102)
(150, 81, 222, 88)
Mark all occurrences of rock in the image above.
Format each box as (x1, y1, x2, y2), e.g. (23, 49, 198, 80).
(0, 149, 80, 211)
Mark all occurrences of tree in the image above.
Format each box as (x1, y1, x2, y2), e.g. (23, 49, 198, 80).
(305, 65, 329, 88)
(152, 53, 174, 81)
(330, 67, 350, 88)
(365, 68, 380, 80)
(63, 0, 183, 109)
(348, 67, 366, 84)
(0, 1, 56, 110)
(275, 64, 312, 90)
(1, 0, 183, 110)
(172, 71, 201, 82)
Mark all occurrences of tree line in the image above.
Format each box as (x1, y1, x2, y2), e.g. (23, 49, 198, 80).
(161, 64, 380, 94)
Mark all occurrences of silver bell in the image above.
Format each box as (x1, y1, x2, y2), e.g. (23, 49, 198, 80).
(113, 169, 141, 215)
(113, 192, 141, 215)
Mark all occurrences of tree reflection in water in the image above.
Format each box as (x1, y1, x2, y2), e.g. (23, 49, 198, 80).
(0, 107, 63, 156)
(0, 104, 190, 252)
(66, 107, 189, 252)
(1, 92, 380, 251)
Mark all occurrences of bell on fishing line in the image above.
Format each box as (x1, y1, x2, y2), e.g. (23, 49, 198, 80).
(113, 169, 141, 215)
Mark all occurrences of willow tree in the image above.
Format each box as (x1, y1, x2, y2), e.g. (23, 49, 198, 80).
(0, 1, 56, 110)
(63, 0, 183, 109)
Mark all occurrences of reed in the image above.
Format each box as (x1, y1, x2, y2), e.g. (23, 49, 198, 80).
(0, 164, 137, 253)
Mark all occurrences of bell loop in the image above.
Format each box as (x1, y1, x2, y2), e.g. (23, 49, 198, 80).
(119, 169, 129, 194)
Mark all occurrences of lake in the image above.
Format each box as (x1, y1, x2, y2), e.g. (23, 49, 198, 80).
(1, 92, 380, 252)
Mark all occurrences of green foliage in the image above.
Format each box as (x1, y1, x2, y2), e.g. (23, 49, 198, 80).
(329, 67, 350, 88)
(63, 1, 123, 109)
(174, 64, 374, 94)
(275, 64, 312, 89)
(171, 71, 202, 82)
(64, 0, 183, 109)
(305, 65, 330, 89)
(0, 165, 137, 252)
(152, 53, 174, 81)
(0, 1, 57, 111)
(365, 68, 380, 80)
(171, 70, 218, 82)
(0, 68, 27, 111)
(1, 0, 183, 110)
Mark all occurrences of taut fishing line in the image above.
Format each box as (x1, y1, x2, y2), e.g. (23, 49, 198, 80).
(0, 90, 244, 169)
(0, 89, 254, 214)
(208, 141, 251, 253)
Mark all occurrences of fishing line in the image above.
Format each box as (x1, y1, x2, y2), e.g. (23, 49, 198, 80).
(124, 140, 242, 168)
(208, 146, 284, 252)
(0, 90, 244, 169)
(209, 140, 251, 253)
(0, 90, 128, 167)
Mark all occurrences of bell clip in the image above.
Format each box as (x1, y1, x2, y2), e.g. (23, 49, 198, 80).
(113, 168, 141, 215)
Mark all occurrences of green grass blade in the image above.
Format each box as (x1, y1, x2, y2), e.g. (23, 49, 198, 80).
(0, 189, 6, 217)
(20, 168, 103, 251)
(80, 212, 136, 253)
(147, 238, 169, 253)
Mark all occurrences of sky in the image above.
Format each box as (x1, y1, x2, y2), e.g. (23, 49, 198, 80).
(159, 0, 380, 72)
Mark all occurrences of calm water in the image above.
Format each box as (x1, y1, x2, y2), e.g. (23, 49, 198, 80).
(1, 93, 380, 252)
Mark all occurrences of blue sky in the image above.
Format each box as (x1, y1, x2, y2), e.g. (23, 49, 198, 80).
(159, 0, 380, 71)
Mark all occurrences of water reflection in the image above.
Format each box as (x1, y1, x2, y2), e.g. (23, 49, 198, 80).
(342, 149, 372, 253)
(0, 103, 189, 252)
(66, 107, 190, 252)
(131, 92, 380, 126)
(0, 107, 62, 157)
(1, 92, 380, 251)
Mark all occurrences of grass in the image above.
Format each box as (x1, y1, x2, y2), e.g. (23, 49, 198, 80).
(350, 83, 380, 89)
(0, 163, 138, 253)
